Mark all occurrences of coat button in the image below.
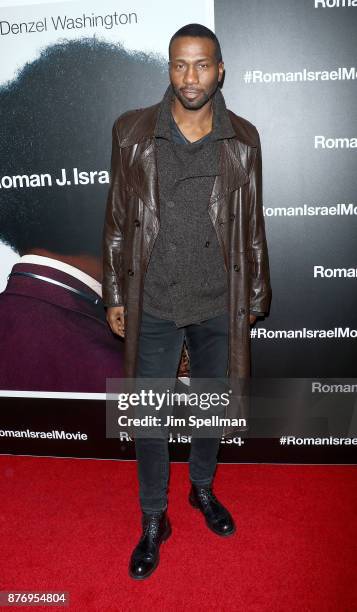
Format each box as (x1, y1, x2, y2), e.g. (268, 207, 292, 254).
(238, 307, 246, 316)
(169, 243, 176, 251)
(205, 241, 210, 247)
(234, 264, 240, 271)
(128, 269, 134, 276)
(134, 219, 140, 227)
(230, 213, 235, 220)
(167, 200, 175, 208)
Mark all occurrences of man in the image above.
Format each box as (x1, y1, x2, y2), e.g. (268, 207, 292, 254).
(102, 23, 271, 579)
(0, 39, 167, 392)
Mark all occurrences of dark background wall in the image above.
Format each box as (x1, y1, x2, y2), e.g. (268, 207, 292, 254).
(215, 0, 357, 377)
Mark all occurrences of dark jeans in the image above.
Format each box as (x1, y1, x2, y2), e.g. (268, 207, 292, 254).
(134, 309, 229, 514)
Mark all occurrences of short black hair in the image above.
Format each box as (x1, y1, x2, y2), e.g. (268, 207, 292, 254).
(0, 39, 166, 257)
(169, 23, 222, 63)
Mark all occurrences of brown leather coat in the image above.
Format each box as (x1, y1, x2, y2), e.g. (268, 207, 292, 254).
(102, 94, 272, 382)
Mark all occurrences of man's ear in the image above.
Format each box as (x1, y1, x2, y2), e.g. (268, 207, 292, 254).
(218, 62, 225, 82)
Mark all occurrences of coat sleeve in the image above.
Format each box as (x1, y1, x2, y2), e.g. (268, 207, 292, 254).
(102, 120, 126, 308)
(247, 132, 272, 316)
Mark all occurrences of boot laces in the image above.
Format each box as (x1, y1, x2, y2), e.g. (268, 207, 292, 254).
(142, 514, 162, 539)
(198, 487, 218, 506)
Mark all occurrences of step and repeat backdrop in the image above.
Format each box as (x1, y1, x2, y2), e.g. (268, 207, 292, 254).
(216, 0, 357, 380)
(0, 0, 356, 463)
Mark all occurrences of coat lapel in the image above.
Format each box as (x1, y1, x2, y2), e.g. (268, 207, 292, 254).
(210, 140, 249, 204)
(127, 139, 160, 220)
(208, 139, 250, 225)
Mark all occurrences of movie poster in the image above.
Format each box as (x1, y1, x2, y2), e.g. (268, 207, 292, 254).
(0, 0, 214, 397)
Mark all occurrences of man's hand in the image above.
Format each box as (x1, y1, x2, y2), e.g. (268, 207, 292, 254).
(106, 306, 125, 337)
(249, 314, 257, 325)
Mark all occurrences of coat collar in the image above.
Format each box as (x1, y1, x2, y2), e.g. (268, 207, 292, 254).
(119, 83, 236, 147)
(154, 83, 236, 142)
(5, 262, 106, 322)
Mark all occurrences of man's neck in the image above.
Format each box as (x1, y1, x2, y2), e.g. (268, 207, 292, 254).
(171, 97, 214, 142)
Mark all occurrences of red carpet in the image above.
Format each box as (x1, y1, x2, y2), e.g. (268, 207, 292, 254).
(0, 456, 356, 611)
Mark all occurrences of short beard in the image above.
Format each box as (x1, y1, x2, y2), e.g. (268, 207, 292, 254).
(171, 82, 218, 110)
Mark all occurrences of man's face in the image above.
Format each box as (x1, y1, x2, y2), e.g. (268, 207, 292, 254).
(169, 36, 224, 110)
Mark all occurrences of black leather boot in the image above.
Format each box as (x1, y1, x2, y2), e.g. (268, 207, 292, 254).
(129, 510, 172, 580)
(189, 484, 236, 537)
